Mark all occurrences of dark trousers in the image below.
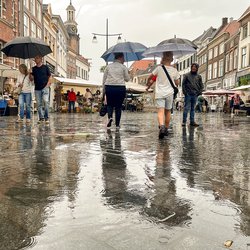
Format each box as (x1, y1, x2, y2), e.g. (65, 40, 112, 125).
(68, 101, 75, 112)
(105, 85, 126, 127)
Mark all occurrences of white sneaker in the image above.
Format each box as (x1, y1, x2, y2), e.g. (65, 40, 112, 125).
(16, 118, 23, 123)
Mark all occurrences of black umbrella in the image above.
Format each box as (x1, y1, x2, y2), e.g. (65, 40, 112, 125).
(1, 36, 52, 59)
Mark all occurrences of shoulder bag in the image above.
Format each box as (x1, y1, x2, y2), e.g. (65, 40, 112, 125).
(14, 75, 27, 95)
(161, 65, 179, 99)
(99, 95, 107, 117)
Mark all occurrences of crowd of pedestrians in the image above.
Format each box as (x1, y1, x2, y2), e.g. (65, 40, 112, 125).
(13, 52, 248, 139)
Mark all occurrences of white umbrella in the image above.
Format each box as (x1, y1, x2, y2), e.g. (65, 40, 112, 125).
(143, 37, 196, 58)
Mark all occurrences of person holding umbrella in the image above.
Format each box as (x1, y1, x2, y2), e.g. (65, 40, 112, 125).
(29, 55, 51, 123)
(102, 52, 130, 129)
(146, 51, 180, 139)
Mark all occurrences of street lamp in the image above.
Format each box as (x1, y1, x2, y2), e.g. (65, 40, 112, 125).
(92, 18, 122, 64)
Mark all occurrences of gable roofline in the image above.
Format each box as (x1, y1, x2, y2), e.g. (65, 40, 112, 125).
(238, 6, 250, 21)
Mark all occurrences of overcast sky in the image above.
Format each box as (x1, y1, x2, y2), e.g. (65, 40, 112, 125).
(43, 0, 250, 82)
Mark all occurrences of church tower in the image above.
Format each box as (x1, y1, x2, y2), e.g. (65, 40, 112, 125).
(64, 0, 79, 54)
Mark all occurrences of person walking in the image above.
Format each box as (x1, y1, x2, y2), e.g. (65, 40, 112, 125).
(68, 88, 76, 112)
(182, 63, 204, 127)
(15, 64, 33, 123)
(29, 55, 51, 124)
(146, 51, 180, 139)
(232, 93, 241, 115)
(102, 53, 130, 129)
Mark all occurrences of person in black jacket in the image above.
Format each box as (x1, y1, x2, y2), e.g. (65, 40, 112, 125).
(182, 63, 204, 127)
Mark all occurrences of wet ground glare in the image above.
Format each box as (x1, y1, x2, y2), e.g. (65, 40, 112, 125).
(0, 111, 249, 250)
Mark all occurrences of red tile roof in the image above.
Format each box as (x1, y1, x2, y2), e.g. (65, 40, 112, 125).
(129, 60, 155, 72)
(217, 20, 240, 37)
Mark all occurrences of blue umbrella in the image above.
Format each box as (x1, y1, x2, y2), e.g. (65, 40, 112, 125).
(101, 41, 147, 62)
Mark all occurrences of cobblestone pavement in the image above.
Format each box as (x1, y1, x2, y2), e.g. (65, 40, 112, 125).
(0, 112, 249, 250)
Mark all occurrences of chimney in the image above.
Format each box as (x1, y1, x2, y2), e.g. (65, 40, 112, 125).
(222, 17, 228, 26)
(229, 17, 234, 23)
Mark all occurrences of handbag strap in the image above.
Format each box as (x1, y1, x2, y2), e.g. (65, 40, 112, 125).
(161, 65, 177, 90)
(21, 75, 27, 85)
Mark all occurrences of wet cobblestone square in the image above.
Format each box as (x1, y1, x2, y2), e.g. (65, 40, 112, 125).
(0, 112, 249, 250)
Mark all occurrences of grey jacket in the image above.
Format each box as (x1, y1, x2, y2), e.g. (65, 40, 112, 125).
(182, 72, 204, 96)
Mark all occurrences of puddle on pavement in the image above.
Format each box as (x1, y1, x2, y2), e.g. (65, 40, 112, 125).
(0, 112, 249, 249)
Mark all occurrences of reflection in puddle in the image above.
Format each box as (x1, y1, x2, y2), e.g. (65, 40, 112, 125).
(0, 113, 249, 249)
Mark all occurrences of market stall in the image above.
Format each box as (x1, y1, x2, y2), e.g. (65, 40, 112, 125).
(52, 77, 102, 112)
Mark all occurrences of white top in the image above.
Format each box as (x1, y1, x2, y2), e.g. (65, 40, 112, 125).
(103, 60, 130, 86)
(152, 65, 180, 99)
(16, 73, 33, 93)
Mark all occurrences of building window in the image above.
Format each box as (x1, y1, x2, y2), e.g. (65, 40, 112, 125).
(24, 14, 29, 36)
(242, 25, 248, 40)
(218, 59, 223, 77)
(30, 0, 35, 16)
(208, 49, 213, 60)
(24, 0, 29, 9)
(225, 54, 229, 72)
(241, 47, 247, 68)
(219, 43, 224, 54)
(214, 46, 218, 57)
(208, 64, 212, 80)
(37, 27, 42, 39)
(179, 62, 182, 71)
(213, 62, 217, 78)
(37, 1, 41, 22)
(31, 21, 36, 37)
(233, 49, 237, 69)
(0, 0, 2, 18)
(229, 52, 233, 71)
(0, 42, 3, 64)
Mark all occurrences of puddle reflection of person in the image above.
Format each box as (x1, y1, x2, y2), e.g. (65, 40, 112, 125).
(181, 126, 199, 188)
(100, 131, 146, 208)
(18, 125, 33, 151)
(144, 142, 191, 224)
(100, 131, 127, 207)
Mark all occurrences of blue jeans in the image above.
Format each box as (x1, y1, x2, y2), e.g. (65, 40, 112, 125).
(35, 87, 50, 120)
(68, 101, 75, 112)
(183, 95, 197, 124)
(19, 92, 32, 119)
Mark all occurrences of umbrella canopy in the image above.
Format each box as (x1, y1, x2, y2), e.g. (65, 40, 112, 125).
(101, 41, 147, 62)
(202, 89, 237, 96)
(158, 37, 197, 49)
(232, 84, 250, 90)
(143, 37, 196, 58)
(1, 36, 52, 59)
(126, 82, 153, 94)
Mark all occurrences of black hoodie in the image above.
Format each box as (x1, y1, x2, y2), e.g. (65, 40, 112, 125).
(182, 64, 204, 96)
